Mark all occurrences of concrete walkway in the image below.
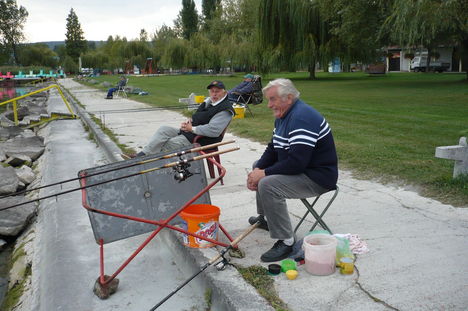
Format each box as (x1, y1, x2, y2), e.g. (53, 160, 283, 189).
(59, 78, 468, 311)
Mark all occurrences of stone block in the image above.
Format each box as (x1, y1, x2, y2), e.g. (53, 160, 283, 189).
(0, 196, 36, 236)
(2, 136, 45, 161)
(435, 137, 468, 178)
(0, 126, 23, 141)
(15, 165, 36, 185)
(0, 166, 19, 194)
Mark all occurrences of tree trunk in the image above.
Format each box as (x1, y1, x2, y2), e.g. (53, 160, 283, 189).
(425, 47, 432, 73)
(11, 43, 19, 65)
(308, 62, 316, 79)
(462, 38, 468, 80)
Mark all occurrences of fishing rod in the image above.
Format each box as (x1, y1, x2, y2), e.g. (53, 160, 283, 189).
(0, 147, 239, 212)
(150, 221, 260, 310)
(0, 140, 235, 199)
(88, 104, 196, 114)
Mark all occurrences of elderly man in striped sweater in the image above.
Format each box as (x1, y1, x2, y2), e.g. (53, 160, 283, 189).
(247, 78, 338, 262)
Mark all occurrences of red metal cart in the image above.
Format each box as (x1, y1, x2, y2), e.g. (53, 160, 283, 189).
(79, 145, 236, 298)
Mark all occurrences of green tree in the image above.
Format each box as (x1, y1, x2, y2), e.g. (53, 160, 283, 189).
(62, 55, 78, 73)
(215, 0, 260, 72)
(139, 29, 148, 42)
(65, 8, 87, 60)
(201, 0, 221, 30)
(151, 25, 177, 69)
(258, 0, 331, 79)
(81, 50, 109, 69)
(17, 43, 58, 67)
(383, 0, 468, 77)
(54, 44, 67, 63)
(0, 0, 28, 64)
(179, 0, 199, 40)
(318, 0, 392, 67)
(162, 38, 188, 69)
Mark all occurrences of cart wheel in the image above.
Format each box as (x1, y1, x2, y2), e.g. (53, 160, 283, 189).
(93, 275, 120, 299)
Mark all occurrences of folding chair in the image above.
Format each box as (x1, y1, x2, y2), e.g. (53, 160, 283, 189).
(230, 75, 263, 117)
(193, 122, 230, 185)
(115, 78, 129, 98)
(293, 186, 339, 234)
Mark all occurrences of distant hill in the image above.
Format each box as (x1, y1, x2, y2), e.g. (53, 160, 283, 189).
(33, 41, 105, 50)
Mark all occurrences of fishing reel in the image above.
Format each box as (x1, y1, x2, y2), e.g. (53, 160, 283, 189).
(173, 159, 193, 182)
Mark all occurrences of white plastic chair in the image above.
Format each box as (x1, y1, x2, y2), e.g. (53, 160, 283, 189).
(115, 78, 129, 98)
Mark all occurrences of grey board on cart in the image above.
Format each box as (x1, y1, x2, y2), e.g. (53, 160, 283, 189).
(79, 145, 211, 244)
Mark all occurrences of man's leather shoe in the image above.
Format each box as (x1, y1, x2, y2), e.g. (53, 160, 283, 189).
(248, 215, 269, 231)
(260, 240, 293, 262)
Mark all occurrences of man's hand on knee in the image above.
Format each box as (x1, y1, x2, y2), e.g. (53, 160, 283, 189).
(247, 168, 265, 191)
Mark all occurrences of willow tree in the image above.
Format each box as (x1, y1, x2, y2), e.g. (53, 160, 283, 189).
(162, 38, 188, 69)
(384, 0, 468, 78)
(319, 0, 391, 66)
(258, 0, 331, 79)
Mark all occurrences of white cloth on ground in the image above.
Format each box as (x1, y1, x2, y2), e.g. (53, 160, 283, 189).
(334, 233, 369, 254)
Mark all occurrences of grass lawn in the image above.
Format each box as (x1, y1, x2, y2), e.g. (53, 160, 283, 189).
(80, 72, 468, 206)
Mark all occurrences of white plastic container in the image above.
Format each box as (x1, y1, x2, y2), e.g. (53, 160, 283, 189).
(303, 234, 338, 276)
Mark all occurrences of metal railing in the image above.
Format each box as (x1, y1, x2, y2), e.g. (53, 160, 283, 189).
(0, 84, 76, 125)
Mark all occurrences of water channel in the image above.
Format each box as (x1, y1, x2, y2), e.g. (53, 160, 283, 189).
(0, 83, 35, 307)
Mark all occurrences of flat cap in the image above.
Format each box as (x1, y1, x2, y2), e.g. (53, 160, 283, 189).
(207, 80, 226, 89)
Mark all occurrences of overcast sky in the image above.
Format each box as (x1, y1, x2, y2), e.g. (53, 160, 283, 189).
(18, 0, 202, 43)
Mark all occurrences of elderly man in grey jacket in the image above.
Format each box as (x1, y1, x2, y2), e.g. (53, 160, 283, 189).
(123, 80, 234, 159)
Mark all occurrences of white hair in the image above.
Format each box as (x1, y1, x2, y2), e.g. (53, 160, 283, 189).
(262, 78, 300, 99)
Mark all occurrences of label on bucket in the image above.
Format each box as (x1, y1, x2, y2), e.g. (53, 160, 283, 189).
(195, 221, 218, 247)
(180, 220, 189, 245)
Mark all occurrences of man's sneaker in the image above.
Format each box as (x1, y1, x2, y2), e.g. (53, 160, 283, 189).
(105, 96, 113, 99)
(248, 215, 269, 231)
(260, 240, 293, 262)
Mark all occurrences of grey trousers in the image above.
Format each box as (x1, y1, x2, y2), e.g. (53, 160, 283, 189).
(256, 172, 327, 240)
(142, 126, 192, 154)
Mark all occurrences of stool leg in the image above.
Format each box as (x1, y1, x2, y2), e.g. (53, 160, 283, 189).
(302, 198, 333, 234)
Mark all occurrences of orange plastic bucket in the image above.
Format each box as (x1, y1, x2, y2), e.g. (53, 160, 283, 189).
(180, 204, 220, 248)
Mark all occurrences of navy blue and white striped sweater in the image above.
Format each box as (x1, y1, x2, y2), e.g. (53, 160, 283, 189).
(255, 99, 338, 190)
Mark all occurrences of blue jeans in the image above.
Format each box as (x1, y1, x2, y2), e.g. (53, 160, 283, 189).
(107, 87, 118, 97)
(228, 92, 248, 103)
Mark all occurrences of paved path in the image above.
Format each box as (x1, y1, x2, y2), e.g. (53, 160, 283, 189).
(59, 78, 468, 311)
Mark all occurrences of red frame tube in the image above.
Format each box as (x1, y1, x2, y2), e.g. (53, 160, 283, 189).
(80, 155, 234, 287)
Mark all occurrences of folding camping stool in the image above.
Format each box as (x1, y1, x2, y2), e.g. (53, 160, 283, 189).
(293, 186, 339, 234)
